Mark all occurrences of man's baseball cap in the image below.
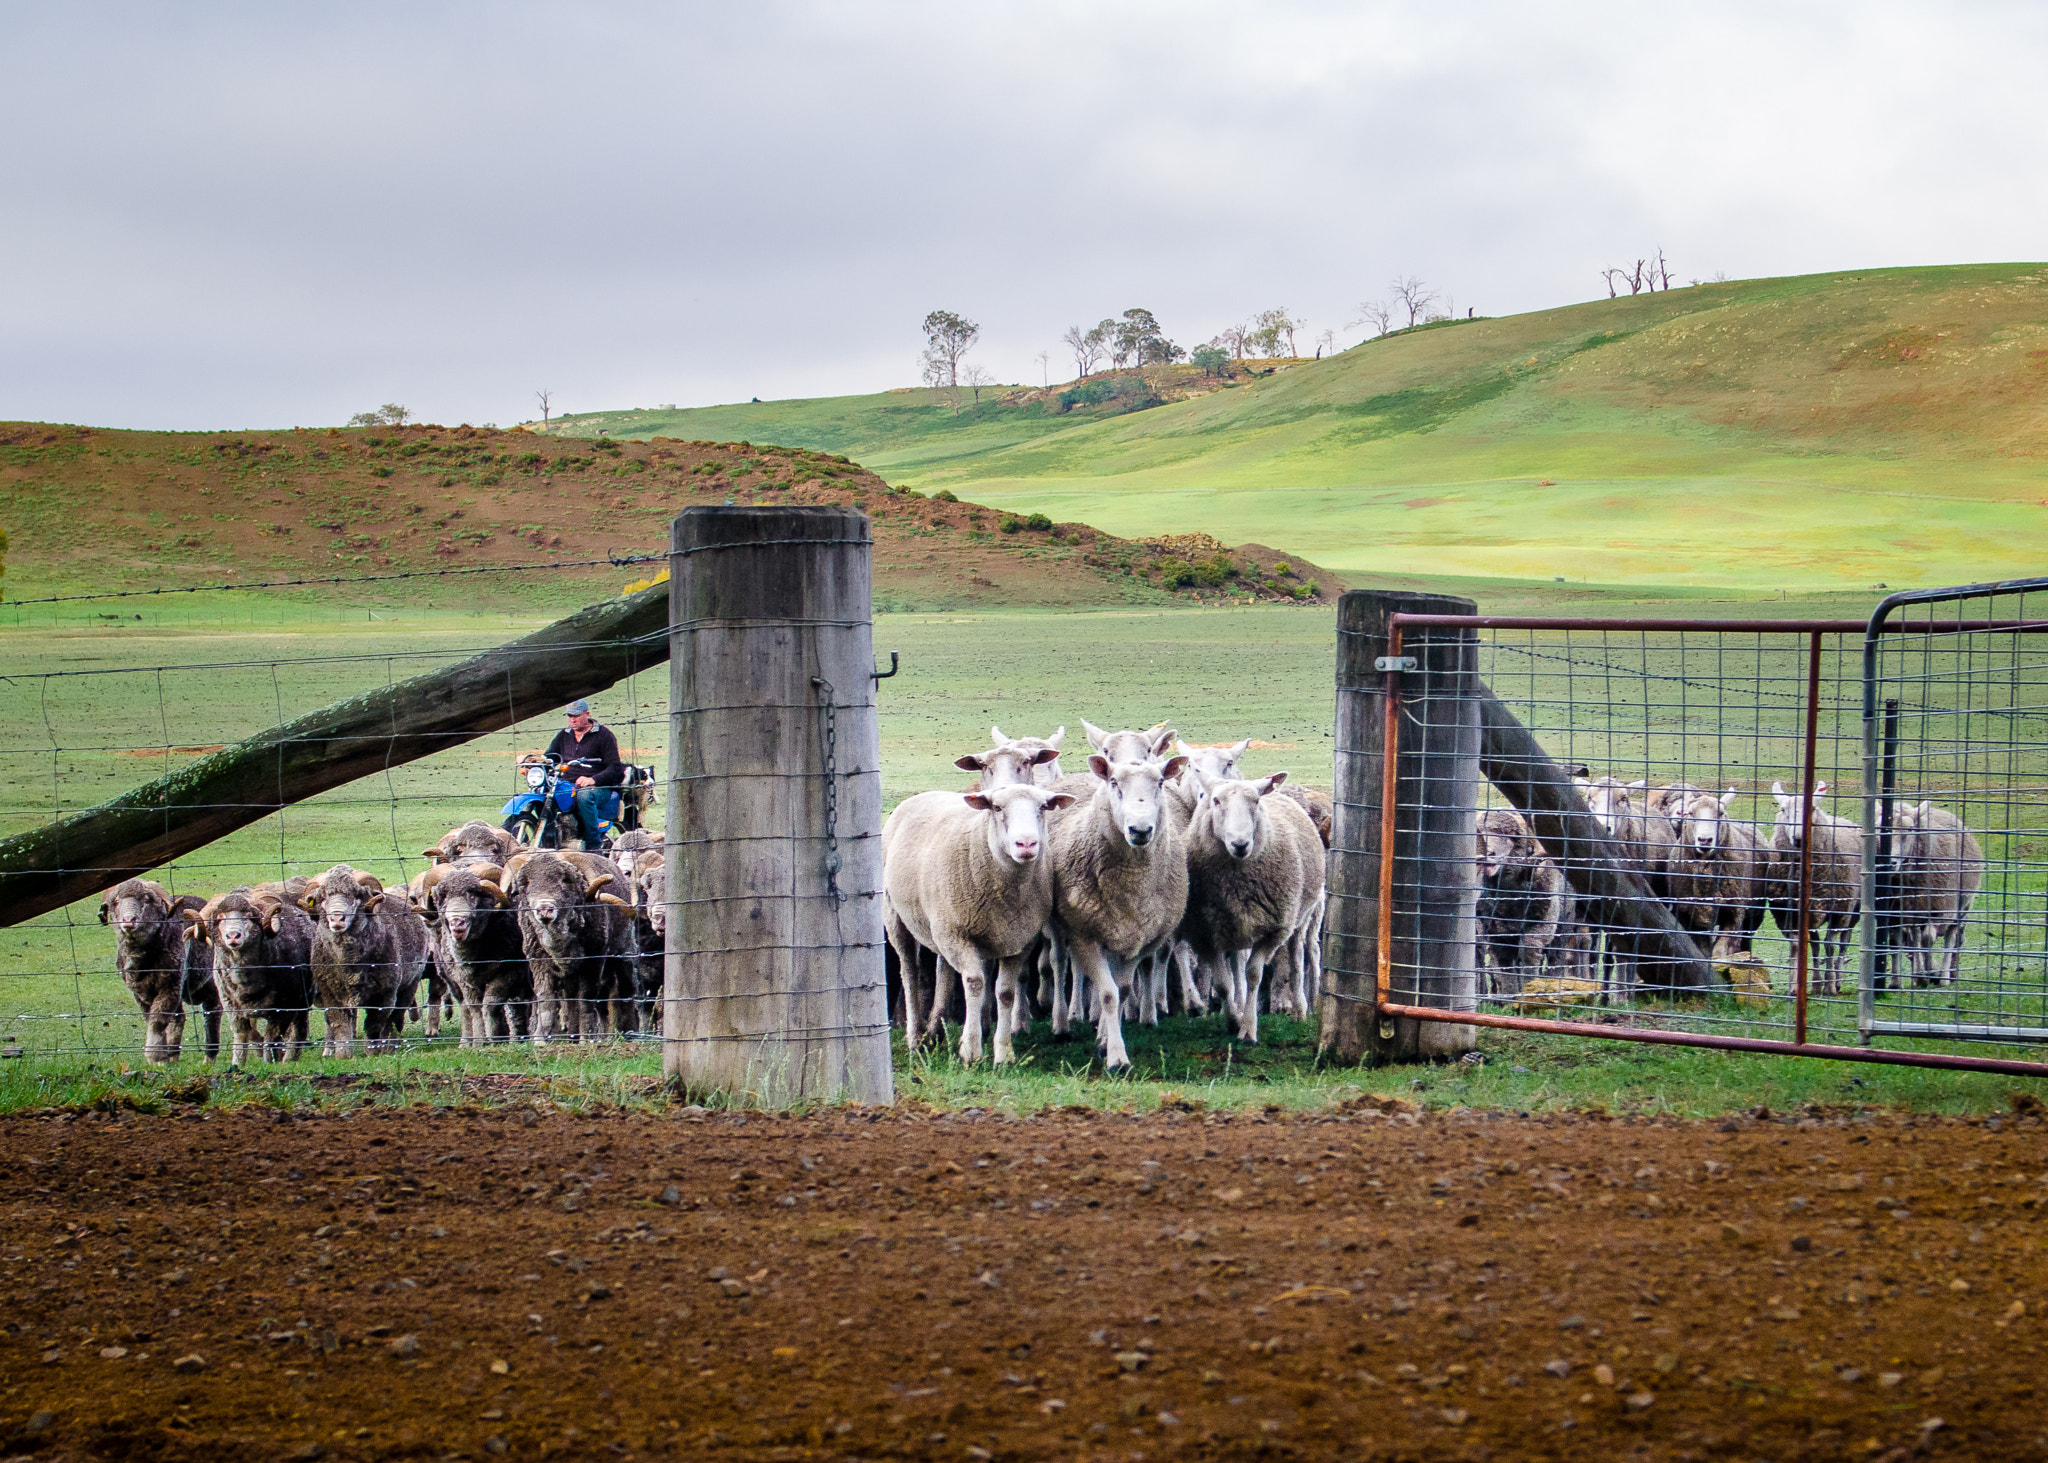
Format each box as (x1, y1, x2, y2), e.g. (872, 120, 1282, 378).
(565, 699, 592, 716)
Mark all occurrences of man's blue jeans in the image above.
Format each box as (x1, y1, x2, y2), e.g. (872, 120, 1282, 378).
(572, 785, 621, 845)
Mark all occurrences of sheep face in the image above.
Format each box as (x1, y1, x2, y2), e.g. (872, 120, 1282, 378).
(100, 881, 170, 944)
(1576, 776, 1643, 835)
(637, 862, 671, 939)
(1081, 719, 1176, 764)
(1673, 789, 1740, 855)
(956, 725, 1065, 789)
(1478, 811, 1527, 878)
(1088, 753, 1188, 849)
(305, 869, 381, 935)
(1770, 780, 1832, 852)
(963, 785, 1075, 865)
(1177, 737, 1252, 786)
(1195, 771, 1289, 861)
(212, 904, 268, 954)
(432, 870, 509, 944)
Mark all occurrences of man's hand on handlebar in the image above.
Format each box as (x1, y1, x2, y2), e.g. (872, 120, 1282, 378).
(574, 776, 596, 789)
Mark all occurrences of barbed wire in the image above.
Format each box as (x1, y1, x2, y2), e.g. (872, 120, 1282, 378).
(5, 552, 666, 607)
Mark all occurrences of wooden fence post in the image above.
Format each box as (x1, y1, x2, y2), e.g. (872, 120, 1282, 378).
(1322, 589, 1480, 1064)
(661, 505, 893, 1106)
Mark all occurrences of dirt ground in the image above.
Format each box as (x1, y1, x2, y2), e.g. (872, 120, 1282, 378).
(1, 1101, 2044, 1463)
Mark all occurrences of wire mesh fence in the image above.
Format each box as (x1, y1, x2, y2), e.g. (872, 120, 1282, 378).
(1376, 603, 2048, 1075)
(0, 599, 672, 1064)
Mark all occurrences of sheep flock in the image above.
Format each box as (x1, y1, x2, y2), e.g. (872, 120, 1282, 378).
(91, 726, 1984, 1068)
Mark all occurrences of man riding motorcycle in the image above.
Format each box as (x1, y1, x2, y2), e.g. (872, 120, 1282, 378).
(545, 699, 626, 848)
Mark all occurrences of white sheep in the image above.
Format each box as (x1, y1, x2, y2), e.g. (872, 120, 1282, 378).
(1178, 768, 1324, 1042)
(1768, 780, 1862, 994)
(1891, 800, 1984, 986)
(882, 783, 1075, 1064)
(955, 725, 1067, 788)
(1048, 750, 1189, 1070)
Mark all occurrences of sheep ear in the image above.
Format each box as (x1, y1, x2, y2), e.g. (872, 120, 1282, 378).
(1771, 780, 1787, 796)
(954, 753, 988, 771)
(583, 873, 614, 897)
(1814, 780, 1828, 797)
(1042, 792, 1077, 811)
(421, 847, 443, 860)
(1258, 771, 1289, 794)
(1919, 800, 1933, 818)
(1088, 753, 1111, 780)
(596, 892, 632, 908)
(1031, 746, 1060, 765)
(1046, 726, 1065, 749)
(1229, 737, 1252, 761)
(1572, 775, 1590, 789)
(1185, 765, 1210, 795)
(97, 897, 112, 926)
(1626, 778, 1647, 789)
(962, 791, 993, 810)
(989, 724, 1007, 744)
(1147, 724, 1176, 755)
(1081, 719, 1109, 752)
(265, 910, 284, 934)
(299, 890, 320, 911)
(1160, 754, 1189, 782)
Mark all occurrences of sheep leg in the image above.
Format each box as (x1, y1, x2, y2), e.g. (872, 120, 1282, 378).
(885, 914, 926, 1047)
(992, 951, 1033, 1065)
(199, 993, 221, 1063)
(1067, 937, 1130, 1071)
(1234, 950, 1263, 1044)
(229, 1012, 259, 1068)
(1940, 921, 1967, 985)
(1172, 940, 1207, 1017)
(421, 971, 441, 1040)
(327, 1002, 358, 1059)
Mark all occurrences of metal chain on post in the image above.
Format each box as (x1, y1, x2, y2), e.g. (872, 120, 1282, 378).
(811, 675, 843, 904)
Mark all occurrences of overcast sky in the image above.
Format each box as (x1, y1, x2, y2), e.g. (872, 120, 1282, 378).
(6, 1, 2045, 431)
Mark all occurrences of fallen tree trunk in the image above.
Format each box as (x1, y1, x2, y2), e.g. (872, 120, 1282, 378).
(0, 584, 669, 927)
(1476, 684, 1714, 990)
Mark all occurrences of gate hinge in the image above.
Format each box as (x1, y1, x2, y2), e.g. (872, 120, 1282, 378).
(1375, 656, 1418, 673)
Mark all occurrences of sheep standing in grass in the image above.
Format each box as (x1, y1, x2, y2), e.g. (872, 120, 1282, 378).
(185, 887, 315, 1063)
(627, 852, 670, 1035)
(1178, 769, 1323, 1042)
(1575, 775, 1679, 1000)
(422, 864, 532, 1045)
(1048, 750, 1189, 1070)
(1767, 780, 1863, 994)
(301, 865, 432, 1057)
(882, 784, 1075, 1064)
(99, 880, 220, 1064)
(1663, 787, 1772, 968)
(1892, 800, 1984, 986)
(1476, 809, 1569, 998)
(506, 850, 637, 1041)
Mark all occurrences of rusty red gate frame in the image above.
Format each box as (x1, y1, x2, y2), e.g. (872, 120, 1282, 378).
(1371, 612, 2048, 1080)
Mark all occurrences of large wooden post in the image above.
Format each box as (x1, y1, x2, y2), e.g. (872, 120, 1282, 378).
(662, 505, 893, 1106)
(1322, 589, 1480, 1063)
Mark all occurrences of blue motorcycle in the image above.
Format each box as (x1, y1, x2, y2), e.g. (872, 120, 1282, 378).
(501, 752, 659, 852)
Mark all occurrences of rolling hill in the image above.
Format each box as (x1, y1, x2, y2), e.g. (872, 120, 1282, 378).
(0, 424, 1347, 613)
(553, 265, 2048, 590)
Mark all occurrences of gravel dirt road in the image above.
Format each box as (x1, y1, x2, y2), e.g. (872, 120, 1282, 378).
(2, 1101, 2043, 1461)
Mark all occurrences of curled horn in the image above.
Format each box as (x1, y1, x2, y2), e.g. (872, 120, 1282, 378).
(584, 873, 615, 897)
(477, 880, 510, 907)
(596, 892, 632, 907)
(355, 872, 385, 895)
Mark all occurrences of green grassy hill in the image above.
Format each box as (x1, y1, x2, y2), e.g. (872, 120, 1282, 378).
(561, 265, 2048, 589)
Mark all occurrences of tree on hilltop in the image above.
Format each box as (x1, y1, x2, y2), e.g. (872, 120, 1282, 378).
(920, 310, 981, 388)
(1391, 277, 1437, 328)
(1061, 323, 1107, 379)
(1349, 300, 1393, 337)
(1114, 308, 1183, 367)
(1248, 307, 1299, 357)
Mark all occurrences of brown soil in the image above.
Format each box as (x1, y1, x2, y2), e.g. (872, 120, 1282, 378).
(5, 1105, 2044, 1461)
(0, 424, 1343, 611)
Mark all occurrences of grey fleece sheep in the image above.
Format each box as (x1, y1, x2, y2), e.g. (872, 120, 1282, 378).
(1178, 769, 1323, 1043)
(423, 863, 532, 1045)
(1663, 787, 1772, 969)
(507, 850, 637, 1042)
(1574, 775, 1680, 1000)
(99, 879, 220, 1064)
(1768, 780, 1863, 995)
(1891, 800, 1984, 986)
(185, 886, 315, 1063)
(1476, 808, 1569, 998)
(301, 865, 432, 1057)
(425, 819, 519, 868)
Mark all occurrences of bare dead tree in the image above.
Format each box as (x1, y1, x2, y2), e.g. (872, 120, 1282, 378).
(1599, 269, 1627, 299)
(1061, 324, 1104, 379)
(1349, 300, 1394, 336)
(1219, 322, 1252, 361)
(962, 363, 995, 404)
(1652, 247, 1673, 291)
(535, 389, 553, 426)
(1390, 276, 1437, 328)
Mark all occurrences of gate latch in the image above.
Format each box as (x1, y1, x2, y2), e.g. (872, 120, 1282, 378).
(1375, 656, 1418, 673)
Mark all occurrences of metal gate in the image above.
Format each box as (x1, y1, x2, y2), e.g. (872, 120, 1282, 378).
(1861, 578, 2048, 1055)
(1347, 589, 2048, 1079)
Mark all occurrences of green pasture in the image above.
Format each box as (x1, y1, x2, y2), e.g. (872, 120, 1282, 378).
(3, 588, 2046, 1113)
(568, 263, 2048, 591)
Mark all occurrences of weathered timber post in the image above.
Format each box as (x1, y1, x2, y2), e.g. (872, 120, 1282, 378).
(1323, 589, 1480, 1063)
(662, 505, 893, 1106)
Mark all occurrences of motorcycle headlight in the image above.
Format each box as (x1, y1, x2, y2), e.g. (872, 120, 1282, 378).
(525, 767, 546, 789)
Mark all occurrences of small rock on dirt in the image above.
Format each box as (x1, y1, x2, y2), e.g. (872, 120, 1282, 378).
(387, 1334, 421, 1358)
(172, 1353, 206, 1374)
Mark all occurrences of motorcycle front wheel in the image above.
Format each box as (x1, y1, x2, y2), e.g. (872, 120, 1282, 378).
(503, 810, 549, 849)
